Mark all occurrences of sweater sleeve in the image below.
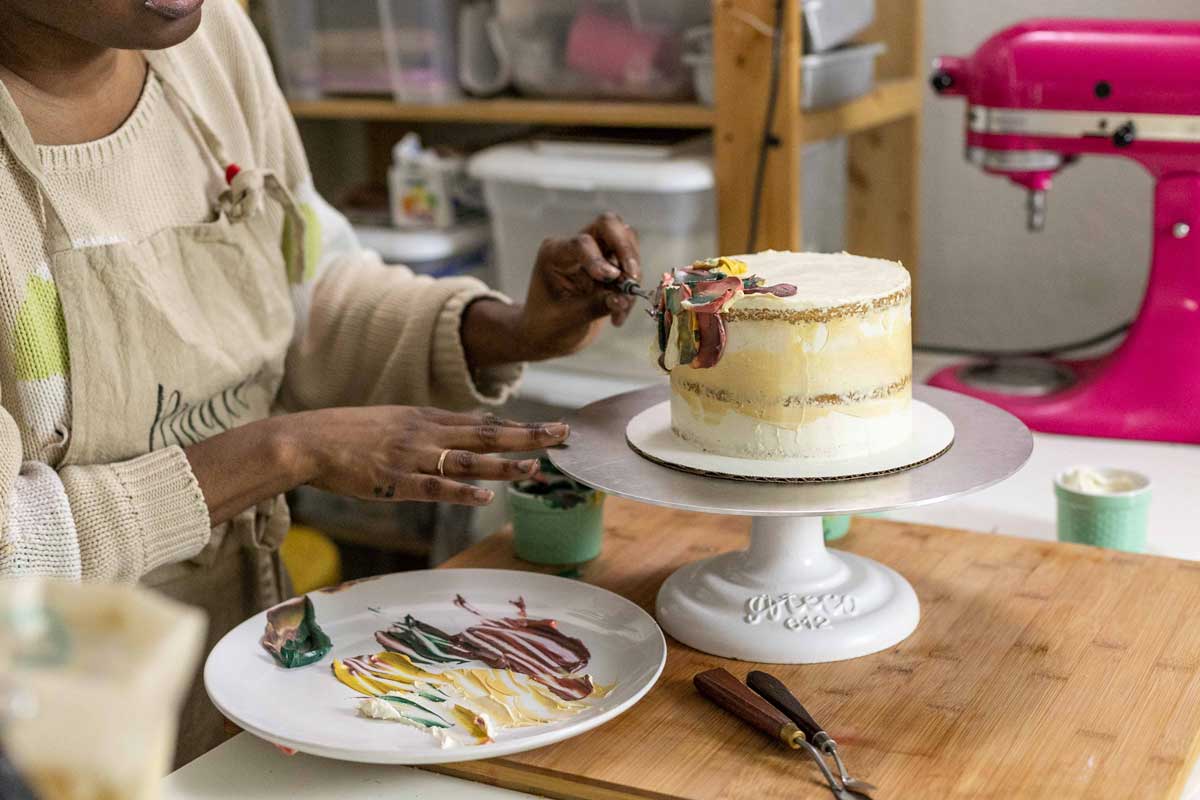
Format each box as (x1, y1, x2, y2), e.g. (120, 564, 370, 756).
(205, 0, 523, 412)
(0, 412, 211, 582)
(279, 192, 523, 412)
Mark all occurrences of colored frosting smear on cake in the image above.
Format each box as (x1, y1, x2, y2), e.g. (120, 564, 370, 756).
(260, 595, 333, 668)
(661, 251, 914, 461)
(653, 257, 797, 370)
(331, 596, 610, 746)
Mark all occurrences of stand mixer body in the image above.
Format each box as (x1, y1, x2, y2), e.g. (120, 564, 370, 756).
(930, 19, 1200, 443)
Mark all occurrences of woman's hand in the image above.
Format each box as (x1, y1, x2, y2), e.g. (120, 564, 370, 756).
(289, 407, 569, 504)
(185, 408, 570, 525)
(463, 213, 643, 366)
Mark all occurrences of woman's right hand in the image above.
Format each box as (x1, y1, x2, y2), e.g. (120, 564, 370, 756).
(283, 406, 569, 506)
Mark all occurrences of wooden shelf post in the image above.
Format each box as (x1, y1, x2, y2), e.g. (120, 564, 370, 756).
(712, 0, 804, 255)
(847, 0, 925, 315)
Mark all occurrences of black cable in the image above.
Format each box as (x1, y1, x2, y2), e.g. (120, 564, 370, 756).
(740, 6, 1125, 358)
(914, 319, 1132, 359)
(746, 0, 787, 253)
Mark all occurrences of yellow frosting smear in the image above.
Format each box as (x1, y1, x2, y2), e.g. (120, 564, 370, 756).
(675, 311, 911, 405)
(333, 652, 610, 745)
(694, 256, 748, 276)
(450, 705, 494, 744)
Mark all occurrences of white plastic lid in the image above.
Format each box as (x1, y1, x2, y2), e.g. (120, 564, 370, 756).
(354, 222, 491, 263)
(468, 141, 714, 194)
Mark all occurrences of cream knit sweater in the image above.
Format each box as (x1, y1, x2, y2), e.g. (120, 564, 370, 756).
(0, 0, 521, 582)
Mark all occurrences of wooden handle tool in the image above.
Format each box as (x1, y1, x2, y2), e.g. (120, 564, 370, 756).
(746, 670, 828, 745)
(747, 670, 878, 797)
(694, 668, 805, 749)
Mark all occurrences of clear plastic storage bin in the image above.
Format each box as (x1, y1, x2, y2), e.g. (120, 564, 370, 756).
(495, 0, 710, 100)
(263, 0, 460, 103)
(354, 222, 493, 283)
(801, 136, 848, 253)
(470, 139, 715, 380)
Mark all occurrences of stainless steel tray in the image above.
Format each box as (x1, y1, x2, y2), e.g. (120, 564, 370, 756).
(803, 41, 885, 110)
(803, 0, 876, 53)
(688, 41, 885, 110)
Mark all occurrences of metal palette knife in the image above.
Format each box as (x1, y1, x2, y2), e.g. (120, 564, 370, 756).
(694, 668, 872, 800)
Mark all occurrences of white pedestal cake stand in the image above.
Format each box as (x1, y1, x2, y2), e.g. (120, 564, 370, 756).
(547, 385, 1033, 664)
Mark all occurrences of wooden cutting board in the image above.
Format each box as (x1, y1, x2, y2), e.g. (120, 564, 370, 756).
(432, 498, 1200, 799)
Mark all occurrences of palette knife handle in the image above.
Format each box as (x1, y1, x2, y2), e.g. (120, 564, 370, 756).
(694, 668, 805, 749)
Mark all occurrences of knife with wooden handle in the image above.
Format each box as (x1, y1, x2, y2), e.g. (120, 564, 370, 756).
(746, 670, 829, 747)
(694, 668, 805, 749)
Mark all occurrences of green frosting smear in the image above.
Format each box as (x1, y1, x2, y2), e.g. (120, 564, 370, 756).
(378, 694, 452, 729)
(260, 595, 333, 668)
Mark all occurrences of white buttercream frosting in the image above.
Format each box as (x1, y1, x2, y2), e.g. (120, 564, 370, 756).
(671, 392, 912, 460)
(668, 251, 913, 461)
(725, 251, 910, 311)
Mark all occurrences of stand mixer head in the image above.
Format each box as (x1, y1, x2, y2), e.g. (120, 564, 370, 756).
(927, 19, 1200, 444)
(932, 19, 1200, 228)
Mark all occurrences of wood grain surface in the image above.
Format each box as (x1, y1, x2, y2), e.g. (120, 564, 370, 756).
(694, 668, 804, 748)
(431, 497, 1200, 799)
(713, 0, 804, 254)
(847, 0, 924, 331)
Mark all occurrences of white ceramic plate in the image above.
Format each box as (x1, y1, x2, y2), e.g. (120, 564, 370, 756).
(626, 399, 955, 481)
(205, 569, 666, 764)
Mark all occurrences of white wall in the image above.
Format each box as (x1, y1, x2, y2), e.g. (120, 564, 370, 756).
(918, 1, 1197, 349)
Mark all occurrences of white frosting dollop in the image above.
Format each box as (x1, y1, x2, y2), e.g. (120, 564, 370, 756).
(1059, 467, 1147, 495)
(356, 696, 465, 748)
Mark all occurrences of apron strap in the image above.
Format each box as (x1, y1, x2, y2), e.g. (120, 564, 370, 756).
(0, 80, 77, 253)
(0, 49, 307, 273)
(143, 49, 234, 177)
(145, 49, 309, 283)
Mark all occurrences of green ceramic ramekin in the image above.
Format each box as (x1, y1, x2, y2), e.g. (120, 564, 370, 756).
(1054, 466, 1151, 553)
(507, 483, 606, 565)
(823, 515, 852, 541)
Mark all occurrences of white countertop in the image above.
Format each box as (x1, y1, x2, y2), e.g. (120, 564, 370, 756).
(162, 735, 530, 800)
(165, 355, 1200, 800)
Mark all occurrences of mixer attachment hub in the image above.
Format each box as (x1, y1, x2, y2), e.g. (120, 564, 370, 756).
(1111, 121, 1137, 147)
(930, 70, 955, 93)
(956, 358, 1076, 397)
(1026, 189, 1047, 231)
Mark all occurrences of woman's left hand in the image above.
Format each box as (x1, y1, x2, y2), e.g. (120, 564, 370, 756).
(463, 213, 643, 367)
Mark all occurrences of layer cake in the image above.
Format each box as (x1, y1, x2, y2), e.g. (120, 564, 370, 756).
(653, 251, 912, 460)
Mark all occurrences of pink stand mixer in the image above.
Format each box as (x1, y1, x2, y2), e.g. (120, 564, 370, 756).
(930, 19, 1200, 444)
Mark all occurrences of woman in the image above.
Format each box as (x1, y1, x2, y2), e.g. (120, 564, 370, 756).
(0, 0, 641, 762)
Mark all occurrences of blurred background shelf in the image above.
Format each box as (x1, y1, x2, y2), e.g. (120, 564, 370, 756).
(288, 98, 717, 128)
(801, 77, 921, 142)
(287, 77, 918, 143)
(263, 0, 922, 261)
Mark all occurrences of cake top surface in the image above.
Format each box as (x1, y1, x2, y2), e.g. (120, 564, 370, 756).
(651, 251, 910, 370)
(726, 251, 910, 311)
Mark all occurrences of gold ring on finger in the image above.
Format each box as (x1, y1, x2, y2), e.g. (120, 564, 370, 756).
(437, 448, 453, 477)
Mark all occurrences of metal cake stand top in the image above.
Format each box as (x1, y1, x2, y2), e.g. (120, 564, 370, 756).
(547, 384, 1033, 517)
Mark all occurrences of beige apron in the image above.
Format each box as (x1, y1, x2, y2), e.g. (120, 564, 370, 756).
(0, 50, 307, 765)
